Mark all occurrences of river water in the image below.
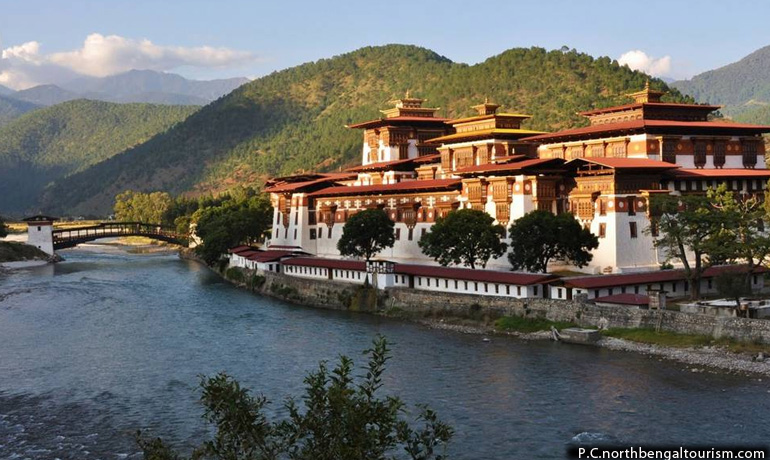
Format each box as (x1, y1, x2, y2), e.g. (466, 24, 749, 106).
(1, 244, 769, 459)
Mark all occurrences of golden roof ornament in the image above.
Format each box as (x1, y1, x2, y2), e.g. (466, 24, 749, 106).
(626, 80, 665, 103)
(471, 97, 500, 116)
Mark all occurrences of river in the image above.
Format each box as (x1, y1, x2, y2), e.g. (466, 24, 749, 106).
(1, 244, 769, 459)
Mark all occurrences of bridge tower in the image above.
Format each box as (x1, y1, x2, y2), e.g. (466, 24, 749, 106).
(22, 215, 58, 255)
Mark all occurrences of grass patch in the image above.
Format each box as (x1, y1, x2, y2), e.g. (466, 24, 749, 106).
(603, 328, 712, 348)
(605, 327, 770, 354)
(0, 241, 50, 262)
(494, 316, 576, 333)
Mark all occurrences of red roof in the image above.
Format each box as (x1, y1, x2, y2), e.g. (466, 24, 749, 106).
(523, 119, 770, 142)
(567, 157, 679, 170)
(394, 264, 557, 286)
(593, 293, 650, 306)
(668, 168, 770, 178)
(282, 257, 366, 271)
(454, 158, 563, 175)
(413, 153, 442, 164)
(307, 179, 462, 197)
(265, 174, 355, 193)
(345, 158, 417, 173)
(228, 245, 252, 254)
(564, 265, 768, 289)
(245, 250, 295, 263)
(579, 102, 720, 116)
(346, 116, 449, 129)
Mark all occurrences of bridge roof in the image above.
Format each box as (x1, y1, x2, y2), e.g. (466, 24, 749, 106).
(22, 215, 59, 222)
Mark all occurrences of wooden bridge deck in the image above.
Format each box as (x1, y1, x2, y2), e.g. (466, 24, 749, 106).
(52, 222, 186, 249)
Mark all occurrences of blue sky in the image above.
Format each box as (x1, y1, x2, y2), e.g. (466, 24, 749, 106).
(0, 0, 768, 89)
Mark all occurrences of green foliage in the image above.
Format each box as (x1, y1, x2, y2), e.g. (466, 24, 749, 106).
(113, 190, 173, 224)
(649, 193, 720, 299)
(715, 270, 753, 309)
(650, 184, 770, 299)
(194, 191, 273, 265)
(0, 99, 197, 215)
(507, 211, 598, 273)
(494, 316, 576, 333)
(337, 209, 395, 261)
(0, 216, 7, 238)
(419, 209, 506, 269)
(39, 45, 690, 215)
(0, 94, 39, 127)
(672, 46, 770, 107)
(603, 328, 714, 348)
(226, 267, 246, 284)
(708, 184, 770, 270)
(137, 336, 453, 460)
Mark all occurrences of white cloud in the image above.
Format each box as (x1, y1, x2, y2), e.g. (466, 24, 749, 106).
(618, 50, 672, 77)
(0, 33, 257, 89)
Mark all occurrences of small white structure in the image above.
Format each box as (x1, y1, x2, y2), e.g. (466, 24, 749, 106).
(228, 246, 296, 273)
(23, 215, 57, 255)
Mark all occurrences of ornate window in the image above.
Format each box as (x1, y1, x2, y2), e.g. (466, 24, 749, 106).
(662, 140, 676, 164)
(743, 142, 758, 168)
(694, 142, 707, 168)
(713, 142, 726, 168)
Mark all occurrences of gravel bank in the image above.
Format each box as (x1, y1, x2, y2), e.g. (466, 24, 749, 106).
(419, 318, 770, 377)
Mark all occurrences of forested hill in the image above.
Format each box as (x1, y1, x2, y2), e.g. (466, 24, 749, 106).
(40, 45, 690, 215)
(672, 45, 770, 121)
(0, 99, 198, 215)
(0, 95, 39, 127)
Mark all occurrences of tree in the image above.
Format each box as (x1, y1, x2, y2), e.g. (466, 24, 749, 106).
(195, 193, 274, 265)
(709, 184, 770, 283)
(113, 190, 172, 224)
(507, 211, 599, 273)
(649, 193, 719, 299)
(137, 336, 453, 460)
(0, 216, 7, 239)
(337, 209, 395, 262)
(418, 209, 507, 269)
(715, 270, 753, 315)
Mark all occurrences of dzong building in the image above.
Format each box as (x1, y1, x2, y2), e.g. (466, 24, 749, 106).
(265, 84, 770, 275)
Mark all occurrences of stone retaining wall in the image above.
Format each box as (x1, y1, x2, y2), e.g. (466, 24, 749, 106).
(224, 267, 770, 344)
(385, 287, 770, 343)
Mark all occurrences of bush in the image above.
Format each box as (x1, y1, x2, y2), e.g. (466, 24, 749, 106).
(225, 267, 246, 284)
(494, 315, 575, 333)
(137, 336, 453, 460)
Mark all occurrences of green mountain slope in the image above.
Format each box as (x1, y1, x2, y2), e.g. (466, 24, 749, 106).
(41, 45, 691, 215)
(0, 99, 198, 215)
(0, 95, 39, 127)
(672, 45, 770, 119)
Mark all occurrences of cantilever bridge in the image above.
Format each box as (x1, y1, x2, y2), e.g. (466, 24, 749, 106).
(52, 221, 186, 250)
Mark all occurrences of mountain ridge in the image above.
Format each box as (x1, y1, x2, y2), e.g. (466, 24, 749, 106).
(37, 44, 691, 216)
(0, 99, 198, 215)
(672, 45, 770, 120)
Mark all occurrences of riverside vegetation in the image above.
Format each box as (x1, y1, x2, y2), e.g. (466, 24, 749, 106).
(138, 336, 454, 460)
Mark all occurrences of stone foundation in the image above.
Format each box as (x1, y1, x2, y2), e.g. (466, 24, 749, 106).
(223, 268, 770, 344)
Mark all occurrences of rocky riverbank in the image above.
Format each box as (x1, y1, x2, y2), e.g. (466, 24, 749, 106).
(417, 317, 770, 377)
(0, 241, 60, 271)
(194, 258, 770, 377)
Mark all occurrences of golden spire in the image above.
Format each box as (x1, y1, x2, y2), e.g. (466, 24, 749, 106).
(472, 98, 500, 116)
(627, 80, 664, 103)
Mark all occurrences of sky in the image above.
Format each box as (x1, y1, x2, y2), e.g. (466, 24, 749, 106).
(0, 0, 768, 89)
